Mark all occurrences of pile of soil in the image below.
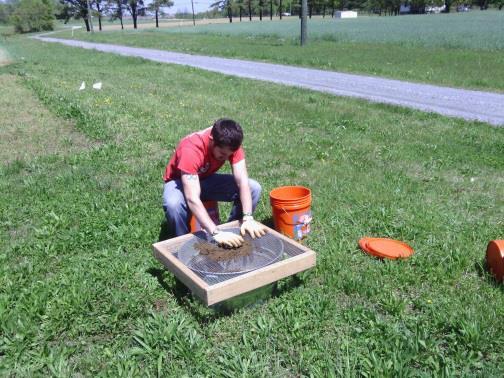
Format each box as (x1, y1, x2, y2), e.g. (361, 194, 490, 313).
(194, 239, 254, 262)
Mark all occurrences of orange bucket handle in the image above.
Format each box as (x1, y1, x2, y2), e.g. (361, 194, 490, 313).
(279, 206, 313, 226)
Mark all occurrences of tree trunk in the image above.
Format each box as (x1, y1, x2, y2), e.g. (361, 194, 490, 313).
(239, 7, 242, 21)
(279, 0, 282, 19)
(191, 0, 196, 25)
(131, 6, 138, 29)
(309, 0, 312, 18)
(228, 4, 232, 22)
(270, 0, 273, 19)
(84, 18, 90, 32)
(248, 0, 252, 20)
(156, 10, 159, 27)
(331, 4, 335, 17)
(301, 0, 307, 45)
(117, 2, 124, 29)
(322, 4, 325, 17)
(97, 3, 102, 31)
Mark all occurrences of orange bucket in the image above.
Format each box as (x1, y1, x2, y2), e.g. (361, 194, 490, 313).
(270, 186, 312, 240)
(189, 200, 220, 232)
(486, 240, 504, 282)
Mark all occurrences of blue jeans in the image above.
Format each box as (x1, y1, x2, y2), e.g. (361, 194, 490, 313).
(162, 174, 262, 236)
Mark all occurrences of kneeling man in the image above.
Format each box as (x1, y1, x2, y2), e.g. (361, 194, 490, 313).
(162, 118, 267, 247)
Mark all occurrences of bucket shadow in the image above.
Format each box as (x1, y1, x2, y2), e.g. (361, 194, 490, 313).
(474, 258, 504, 292)
(475, 258, 487, 278)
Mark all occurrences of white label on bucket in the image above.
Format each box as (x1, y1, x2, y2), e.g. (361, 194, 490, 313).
(293, 212, 312, 240)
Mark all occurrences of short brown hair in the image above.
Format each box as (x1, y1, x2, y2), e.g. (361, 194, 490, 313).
(211, 118, 243, 151)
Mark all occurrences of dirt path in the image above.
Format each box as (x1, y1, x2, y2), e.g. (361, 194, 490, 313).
(33, 36, 504, 127)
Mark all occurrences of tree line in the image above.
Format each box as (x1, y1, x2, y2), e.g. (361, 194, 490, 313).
(0, 0, 174, 32)
(206, 0, 503, 21)
(0, 0, 503, 33)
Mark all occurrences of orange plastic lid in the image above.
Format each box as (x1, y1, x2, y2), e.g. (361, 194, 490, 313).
(486, 240, 504, 282)
(359, 237, 380, 258)
(359, 237, 414, 260)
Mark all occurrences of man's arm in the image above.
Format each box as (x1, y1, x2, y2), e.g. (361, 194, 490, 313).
(181, 173, 217, 234)
(181, 172, 244, 247)
(232, 160, 253, 216)
(232, 160, 267, 238)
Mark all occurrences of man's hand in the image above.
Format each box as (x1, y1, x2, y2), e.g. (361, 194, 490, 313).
(213, 230, 244, 248)
(240, 217, 267, 239)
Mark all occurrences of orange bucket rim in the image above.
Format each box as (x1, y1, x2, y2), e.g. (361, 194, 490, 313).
(486, 240, 504, 282)
(270, 186, 311, 202)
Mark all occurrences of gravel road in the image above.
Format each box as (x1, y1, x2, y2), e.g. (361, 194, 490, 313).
(35, 36, 504, 127)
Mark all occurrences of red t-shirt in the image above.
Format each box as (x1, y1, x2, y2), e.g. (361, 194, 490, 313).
(163, 127, 245, 182)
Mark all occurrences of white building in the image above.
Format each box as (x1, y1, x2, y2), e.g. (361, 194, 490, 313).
(335, 11, 358, 18)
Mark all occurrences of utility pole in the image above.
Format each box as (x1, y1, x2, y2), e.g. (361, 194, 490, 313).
(86, 0, 94, 33)
(300, 0, 307, 45)
(191, 0, 196, 26)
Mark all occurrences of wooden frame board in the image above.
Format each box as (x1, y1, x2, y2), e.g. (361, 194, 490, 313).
(152, 220, 316, 306)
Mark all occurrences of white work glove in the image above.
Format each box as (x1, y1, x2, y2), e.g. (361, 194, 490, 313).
(212, 230, 244, 248)
(240, 215, 267, 239)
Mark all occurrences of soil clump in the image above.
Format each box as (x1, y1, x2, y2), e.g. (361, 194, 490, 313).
(194, 239, 254, 262)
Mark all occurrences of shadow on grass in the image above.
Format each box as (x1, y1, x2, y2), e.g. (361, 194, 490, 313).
(146, 267, 232, 323)
(158, 219, 174, 242)
(475, 258, 504, 292)
(146, 268, 305, 324)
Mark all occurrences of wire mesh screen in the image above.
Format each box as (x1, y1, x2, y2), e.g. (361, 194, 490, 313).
(176, 228, 308, 286)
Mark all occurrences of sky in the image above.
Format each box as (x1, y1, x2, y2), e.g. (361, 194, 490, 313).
(0, 0, 216, 16)
(0, 0, 215, 15)
(170, 0, 215, 14)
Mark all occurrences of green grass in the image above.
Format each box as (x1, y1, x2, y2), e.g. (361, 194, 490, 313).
(55, 12, 504, 92)
(1, 35, 504, 375)
(0, 74, 92, 163)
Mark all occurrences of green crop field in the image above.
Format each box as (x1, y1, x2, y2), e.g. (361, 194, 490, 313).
(159, 12, 504, 51)
(1, 18, 504, 376)
(57, 11, 504, 92)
